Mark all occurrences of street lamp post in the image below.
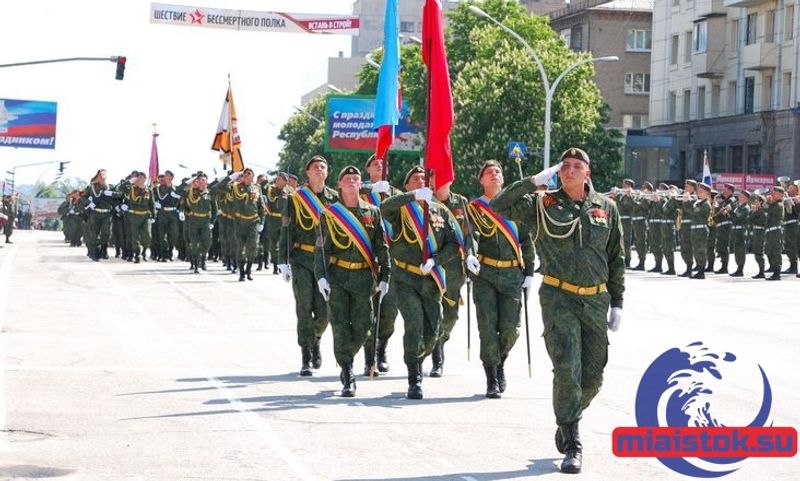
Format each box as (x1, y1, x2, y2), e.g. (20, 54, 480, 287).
(469, 6, 618, 169)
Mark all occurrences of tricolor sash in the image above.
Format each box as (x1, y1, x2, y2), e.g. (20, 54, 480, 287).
(449, 213, 466, 259)
(362, 191, 395, 243)
(470, 197, 524, 268)
(293, 186, 326, 226)
(324, 203, 377, 273)
(401, 201, 446, 294)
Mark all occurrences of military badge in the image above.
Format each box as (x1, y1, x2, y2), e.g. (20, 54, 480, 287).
(590, 208, 608, 225)
(543, 194, 557, 208)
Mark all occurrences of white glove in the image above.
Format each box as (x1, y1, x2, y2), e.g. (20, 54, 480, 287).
(178, 211, 186, 222)
(147, 218, 155, 225)
(0, 213, 7, 220)
(522, 276, 534, 292)
(376, 281, 389, 302)
(371, 181, 390, 194)
(88, 196, 94, 203)
(121, 204, 129, 212)
(608, 307, 622, 332)
(170, 192, 181, 199)
(128, 175, 138, 182)
(420, 258, 435, 275)
(466, 254, 481, 275)
(531, 162, 563, 186)
(154, 201, 162, 210)
(209, 224, 214, 230)
(317, 278, 331, 301)
(278, 264, 292, 282)
(104, 190, 114, 196)
(414, 187, 433, 203)
(87, 202, 96, 210)
(228, 171, 244, 181)
(256, 224, 264, 233)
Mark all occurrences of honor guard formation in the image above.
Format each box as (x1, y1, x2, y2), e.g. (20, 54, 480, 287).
(52, 148, 796, 475)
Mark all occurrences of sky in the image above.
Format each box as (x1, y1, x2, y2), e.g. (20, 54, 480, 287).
(1, 0, 356, 185)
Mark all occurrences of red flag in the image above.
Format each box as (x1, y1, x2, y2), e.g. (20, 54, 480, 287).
(422, 0, 454, 190)
(375, 82, 403, 161)
(149, 132, 159, 183)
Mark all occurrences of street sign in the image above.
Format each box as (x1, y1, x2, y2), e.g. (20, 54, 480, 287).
(508, 141, 526, 159)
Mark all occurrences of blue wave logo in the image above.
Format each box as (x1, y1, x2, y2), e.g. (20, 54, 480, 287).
(635, 341, 773, 477)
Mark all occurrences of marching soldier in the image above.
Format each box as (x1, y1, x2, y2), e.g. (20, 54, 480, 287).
(782, 183, 798, 275)
(314, 166, 390, 397)
(214, 175, 237, 273)
(705, 190, 719, 272)
(491, 148, 625, 474)
(182, 173, 217, 273)
(279, 156, 339, 376)
(83, 169, 123, 261)
(264, 173, 292, 275)
(359, 154, 403, 375)
(688, 183, 712, 279)
(256, 174, 270, 271)
(617, 179, 635, 269)
(2, 194, 18, 244)
(213, 168, 265, 281)
(630, 183, 650, 270)
(430, 182, 469, 378)
(466, 160, 534, 398)
(750, 195, 768, 278)
(764, 186, 786, 280)
(119, 172, 156, 264)
(660, 184, 679, 275)
(678, 180, 698, 277)
(645, 183, 664, 273)
(154, 170, 182, 262)
(713, 184, 737, 274)
(729, 190, 751, 277)
(380, 166, 460, 400)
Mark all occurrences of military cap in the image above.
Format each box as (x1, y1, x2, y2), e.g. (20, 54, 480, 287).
(275, 172, 288, 180)
(698, 182, 711, 192)
(478, 160, 503, 180)
(305, 155, 328, 171)
(404, 165, 426, 186)
(622, 178, 635, 187)
(658, 182, 669, 190)
(338, 165, 361, 180)
(288, 173, 298, 181)
(164, 170, 174, 177)
(723, 183, 735, 191)
(157, 174, 165, 179)
(91, 169, 106, 181)
(642, 181, 654, 191)
(738, 190, 751, 199)
(365, 153, 381, 170)
(772, 186, 786, 194)
(710, 189, 719, 197)
(196, 171, 207, 179)
(242, 167, 254, 175)
(685, 179, 698, 187)
(559, 147, 590, 164)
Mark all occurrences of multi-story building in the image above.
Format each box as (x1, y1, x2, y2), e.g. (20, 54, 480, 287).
(548, 0, 654, 131)
(638, 0, 800, 183)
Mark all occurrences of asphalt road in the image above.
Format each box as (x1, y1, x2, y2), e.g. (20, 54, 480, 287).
(1, 230, 797, 480)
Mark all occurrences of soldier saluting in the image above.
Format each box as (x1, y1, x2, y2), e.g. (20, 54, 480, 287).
(491, 148, 625, 474)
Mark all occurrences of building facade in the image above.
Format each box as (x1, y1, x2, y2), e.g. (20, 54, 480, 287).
(641, 0, 800, 184)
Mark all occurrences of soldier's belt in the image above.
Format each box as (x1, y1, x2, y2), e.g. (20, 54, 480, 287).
(690, 225, 708, 230)
(329, 256, 370, 270)
(716, 221, 732, 227)
(92, 208, 111, 213)
(681, 219, 692, 224)
(752, 226, 765, 230)
(732, 226, 745, 230)
(236, 213, 259, 221)
(784, 219, 798, 225)
(267, 212, 281, 218)
(188, 212, 210, 218)
(477, 254, 519, 268)
(766, 226, 782, 233)
(219, 213, 235, 219)
(620, 216, 631, 220)
(394, 259, 423, 275)
(161, 207, 177, 212)
(542, 275, 607, 296)
(631, 216, 646, 221)
(293, 242, 315, 253)
(130, 209, 150, 216)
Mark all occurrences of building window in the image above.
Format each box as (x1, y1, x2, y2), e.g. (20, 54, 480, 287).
(783, 72, 792, 108)
(559, 28, 571, 45)
(711, 146, 727, 172)
(683, 89, 691, 121)
(787, 6, 795, 40)
(744, 77, 755, 113)
(685, 31, 693, 63)
(672, 0, 679, 6)
(625, 72, 651, 94)
(698, 86, 706, 120)
(570, 26, 583, 51)
(747, 145, 763, 173)
(400, 21, 415, 33)
(711, 84, 721, 116)
(730, 145, 744, 173)
(623, 114, 649, 129)
(727, 81, 737, 114)
(746, 13, 758, 45)
(763, 75, 773, 110)
(626, 29, 652, 51)
(669, 92, 677, 122)
(731, 19, 740, 52)
(766, 10, 776, 43)
(694, 22, 708, 53)
(671, 35, 679, 65)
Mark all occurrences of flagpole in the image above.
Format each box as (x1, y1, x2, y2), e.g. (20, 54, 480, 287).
(227, 74, 233, 172)
(150, 123, 158, 188)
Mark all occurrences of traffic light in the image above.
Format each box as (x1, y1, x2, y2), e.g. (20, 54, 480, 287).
(115, 56, 126, 80)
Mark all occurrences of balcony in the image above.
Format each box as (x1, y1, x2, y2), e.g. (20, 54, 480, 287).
(724, 0, 772, 7)
(693, 52, 725, 78)
(695, 0, 726, 18)
(742, 41, 778, 70)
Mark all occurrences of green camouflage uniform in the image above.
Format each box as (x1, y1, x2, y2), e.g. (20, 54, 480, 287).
(120, 184, 155, 257)
(714, 194, 736, 269)
(689, 198, 711, 271)
(214, 187, 236, 267)
(435, 192, 469, 345)
(213, 178, 265, 270)
(314, 200, 390, 367)
(83, 182, 122, 256)
(491, 182, 625, 425)
(730, 201, 751, 272)
(631, 197, 649, 267)
(280, 185, 339, 348)
(765, 200, 785, 273)
(749, 207, 767, 273)
(706, 199, 718, 270)
(265, 183, 292, 268)
(182, 186, 216, 261)
(782, 200, 798, 272)
(59, 199, 84, 246)
(154, 184, 182, 260)
(679, 198, 694, 271)
(467, 196, 534, 366)
(2, 198, 18, 241)
(661, 196, 680, 272)
(647, 198, 664, 268)
(617, 194, 634, 267)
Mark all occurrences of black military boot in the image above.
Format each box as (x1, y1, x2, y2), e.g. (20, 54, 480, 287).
(239, 263, 246, 282)
(376, 339, 390, 373)
(429, 342, 444, 378)
(312, 338, 323, 369)
(223, 256, 230, 270)
(730, 265, 744, 277)
(752, 264, 766, 279)
(662, 260, 676, 275)
(647, 259, 662, 273)
(484, 364, 501, 399)
(256, 256, 263, 271)
(91, 247, 100, 262)
(246, 262, 254, 281)
(193, 256, 199, 274)
(497, 355, 507, 393)
(782, 261, 797, 274)
(633, 260, 645, 271)
(363, 344, 376, 377)
(115, 246, 121, 258)
(691, 269, 705, 279)
(141, 248, 148, 262)
(231, 259, 238, 274)
(705, 258, 715, 273)
(559, 423, 583, 474)
(200, 254, 207, 271)
(101, 244, 109, 259)
(272, 262, 279, 275)
(134, 253, 141, 264)
(679, 263, 693, 277)
(766, 267, 781, 281)
(406, 362, 423, 400)
(341, 362, 356, 398)
(715, 259, 728, 274)
(299, 347, 313, 376)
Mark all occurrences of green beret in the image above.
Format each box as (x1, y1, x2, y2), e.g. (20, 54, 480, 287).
(304, 155, 328, 171)
(404, 165, 426, 186)
(559, 147, 590, 164)
(338, 165, 361, 180)
(478, 160, 502, 181)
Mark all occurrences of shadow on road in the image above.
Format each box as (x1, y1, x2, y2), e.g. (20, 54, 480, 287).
(335, 458, 561, 480)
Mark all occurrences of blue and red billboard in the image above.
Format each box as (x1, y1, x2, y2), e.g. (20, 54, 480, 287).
(324, 95, 421, 154)
(0, 98, 58, 150)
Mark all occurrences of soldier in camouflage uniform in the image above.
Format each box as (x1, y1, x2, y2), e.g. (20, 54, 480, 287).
(118, 172, 156, 263)
(687, 183, 712, 279)
(729, 190, 751, 277)
(182, 173, 217, 273)
(713, 183, 737, 274)
(630, 184, 649, 270)
(215, 179, 237, 273)
(1, 194, 18, 244)
(644, 183, 664, 273)
(154, 170, 183, 262)
(492, 148, 625, 474)
(83, 169, 124, 261)
(764, 186, 786, 280)
(705, 190, 719, 273)
(359, 154, 403, 376)
(659, 184, 679, 275)
(58, 191, 85, 247)
(678, 180, 698, 277)
(213, 168, 265, 281)
(279, 156, 339, 376)
(429, 182, 469, 378)
(314, 165, 390, 397)
(782, 183, 798, 275)
(617, 179, 635, 269)
(749, 195, 768, 278)
(264, 173, 292, 275)
(466, 160, 534, 398)
(381, 166, 460, 400)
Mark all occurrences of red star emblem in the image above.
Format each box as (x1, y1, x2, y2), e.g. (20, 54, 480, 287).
(189, 9, 205, 24)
